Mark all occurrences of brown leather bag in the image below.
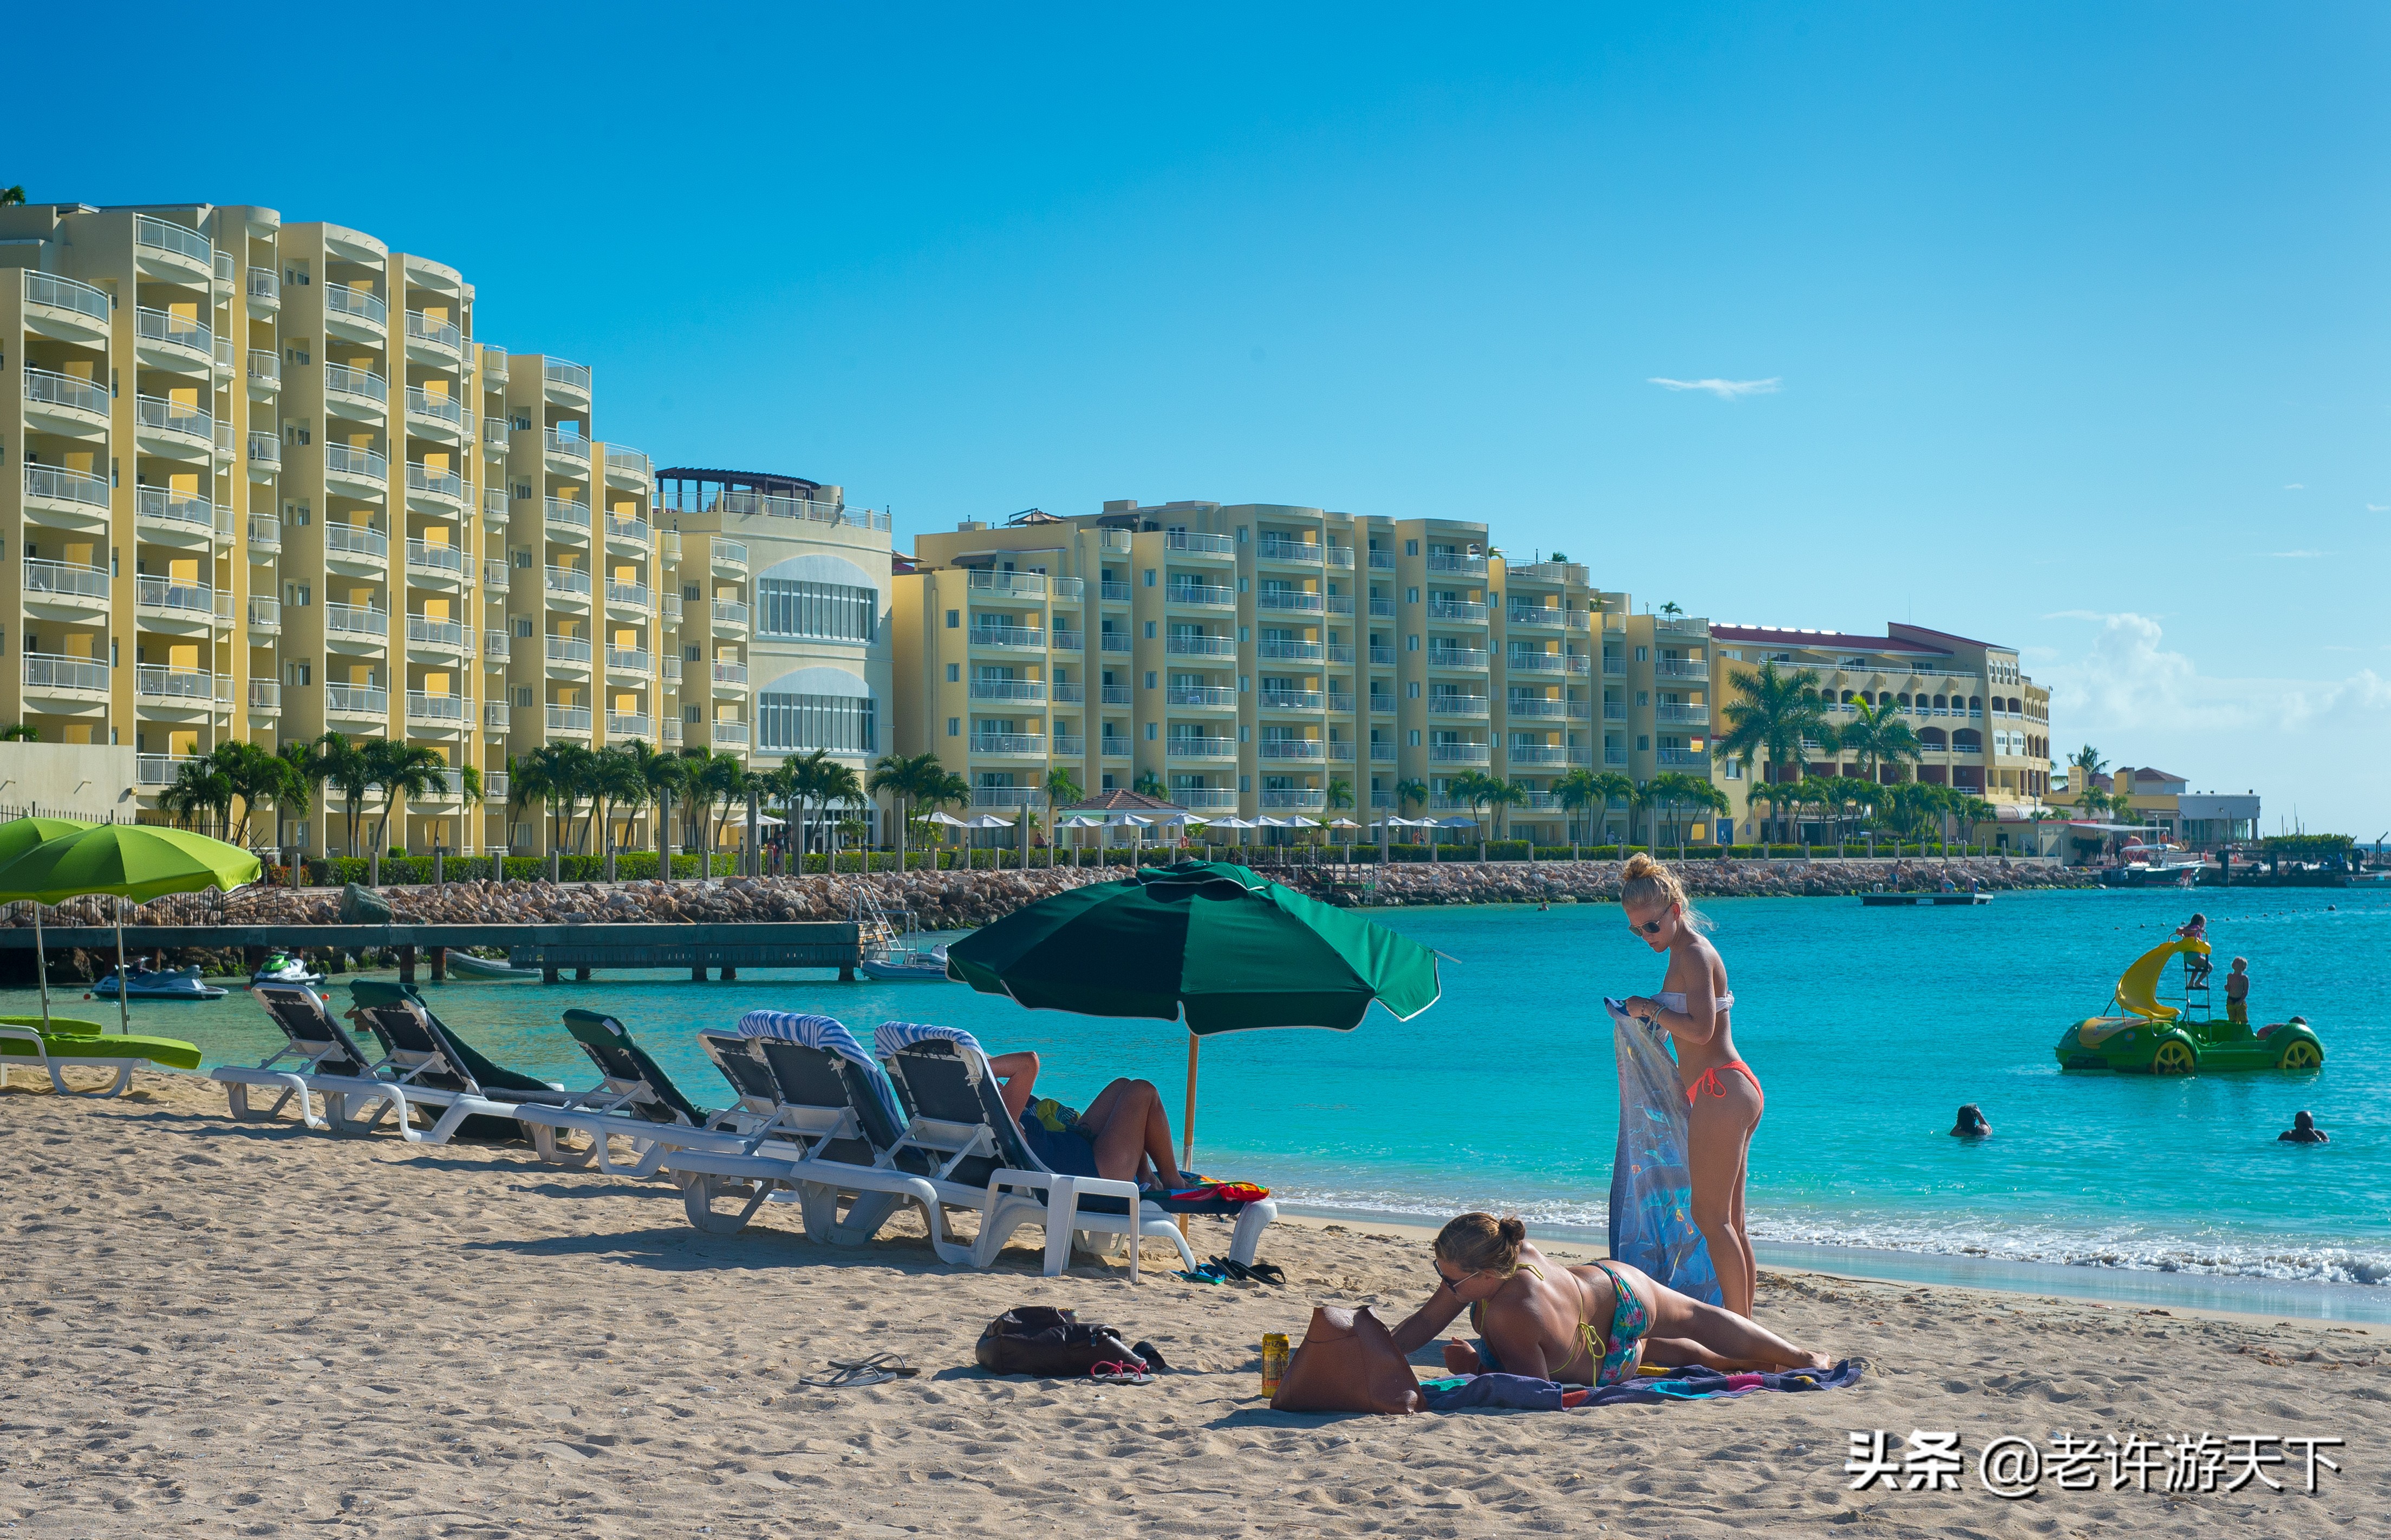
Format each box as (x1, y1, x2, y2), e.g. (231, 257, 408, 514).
(1268, 1304, 1422, 1415)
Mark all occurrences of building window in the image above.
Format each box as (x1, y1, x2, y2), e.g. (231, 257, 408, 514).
(946, 609, 960, 629)
(756, 578, 876, 642)
(947, 663, 960, 682)
(948, 716, 960, 737)
(757, 691, 878, 755)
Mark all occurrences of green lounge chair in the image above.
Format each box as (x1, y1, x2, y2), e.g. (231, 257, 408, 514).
(0, 1015, 203, 1098)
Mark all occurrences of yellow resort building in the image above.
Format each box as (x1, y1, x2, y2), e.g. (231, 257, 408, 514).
(0, 198, 685, 858)
(894, 500, 1646, 838)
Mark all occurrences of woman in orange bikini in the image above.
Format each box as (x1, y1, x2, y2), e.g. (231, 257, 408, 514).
(1616, 852, 1765, 1318)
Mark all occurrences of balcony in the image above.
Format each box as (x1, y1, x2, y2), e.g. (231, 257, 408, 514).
(1325, 546, 1356, 569)
(322, 363, 388, 413)
(969, 624, 1045, 650)
(405, 465, 465, 510)
(482, 771, 509, 800)
(1657, 748, 1710, 768)
(546, 705, 594, 735)
(1260, 789, 1327, 811)
(1507, 745, 1572, 766)
(545, 566, 593, 600)
(248, 679, 281, 714)
(710, 599, 748, 629)
(407, 691, 470, 726)
(483, 417, 510, 452)
(545, 359, 592, 401)
(1257, 639, 1322, 662)
(323, 443, 389, 488)
(970, 787, 1045, 809)
(1429, 742, 1492, 765)
(1428, 647, 1490, 670)
(1099, 738, 1131, 758)
(1656, 704, 1710, 726)
(607, 515, 651, 549)
(969, 733, 1047, 757)
(1426, 551, 1488, 575)
(1156, 632, 1232, 658)
(484, 702, 511, 730)
(1099, 580, 1132, 603)
(135, 486, 215, 538)
(1427, 695, 1490, 716)
(545, 497, 592, 537)
(1165, 734, 1239, 760)
(404, 310, 462, 356)
(1167, 582, 1236, 609)
(22, 653, 109, 698)
(1168, 685, 1237, 709)
(1655, 659, 1707, 679)
(1100, 684, 1132, 705)
(710, 720, 749, 747)
(23, 464, 111, 518)
(1506, 606, 1575, 629)
(483, 559, 511, 592)
(1050, 629, 1083, 651)
(405, 386, 467, 433)
(248, 597, 282, 632)
(22, 270, 112, 331)
(1369, 644, 1397, 665)
(968, 678, 1046, 702)
(246, 265, 278, 309)
(324, 603, 390, 641)
(661, 719, 681, 744)
(545, 635, 593, 668)
(324, 521, 389, 564)
(711, 661, 746, 687)
(1048, 734, 1085, 756)
(1504, 651, 1574, 674)
(543, 429, 590, 466)
(135, 306, 212, 361)
(135, 753, 199, 788)
(485, 629, 512, 663)
(1370, 742, 1396, 761)
(480, 349, 510, 384)
(1507, 696, 1569, 718)
(406, 615, 470, 651)
(1099, 631, 1132, 653)
(1259, 689, 1323, 711)
(22, 559, 111, 605)
(22, 367, 110, 423)
(605, 446, 650, 484)
(1048, 681, 1080, 702)
(606, 713, 653, 739)
(324, 284, 388, 331)
(1428, 601, 1488, 623)
(1174, 788, 1242, 810)
(1164, 531, 1236, 558)
(1255, 588, 1323, 614)
(605, 580, 652, 612)
(661, 593, 682, 621)
(965, 569, 1045, 598)
(1259, 739, 1325, 761)
(1328, 692, 1356, 713)
(660, 656, 681, 683)
(247, 433, 281, 473)
(1256, 535, 1324, 564)
(135, 393, 212, 452)
(1605, 747, 1629, 766)
(134, 666, 227, 707)
(134, 575, 215, 619)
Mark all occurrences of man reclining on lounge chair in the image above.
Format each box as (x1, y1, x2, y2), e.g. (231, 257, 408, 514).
(986, 1050, 1190, 1189)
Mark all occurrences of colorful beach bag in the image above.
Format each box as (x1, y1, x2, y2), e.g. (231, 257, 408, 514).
(1603, 999, 1723, 1306)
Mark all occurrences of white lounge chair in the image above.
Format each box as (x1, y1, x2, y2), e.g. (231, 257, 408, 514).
(504, 1010, 728, 1173)
(211, 986, 402, 1130)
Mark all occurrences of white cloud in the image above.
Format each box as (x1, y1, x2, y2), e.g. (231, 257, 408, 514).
(1647, 376, 1781, 399)
(2368, 503, 2389, 512)
(2269, 549, 2329, 558)
(2284, 482, 2305, 490)
(2041, 611, 2391, 735)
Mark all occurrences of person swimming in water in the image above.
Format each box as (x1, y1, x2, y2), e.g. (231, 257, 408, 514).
(1387, 1213, 1833, 1384)
(2278, 1111, 2329, 1145)
(1615, 852, 1764, 1317)
(1950, 1104, 1991, 1137)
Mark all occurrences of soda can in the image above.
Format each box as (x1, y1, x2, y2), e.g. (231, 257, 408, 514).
(1261, 1333, 1290, 1397)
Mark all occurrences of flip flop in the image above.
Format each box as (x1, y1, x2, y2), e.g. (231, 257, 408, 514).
(1131, 1340, 1172, 1371)
(1243, 1261, 1286, 1287)
(799, 1352, 917, 1389)
(1087, 1360, 1154, 1385)
(1176, 1263, 1232, 1284)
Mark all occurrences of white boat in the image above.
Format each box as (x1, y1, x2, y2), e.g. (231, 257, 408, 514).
(857, 943, 952, 982)
(93, 965, 227, 1002)
(447, 951, 544, 982)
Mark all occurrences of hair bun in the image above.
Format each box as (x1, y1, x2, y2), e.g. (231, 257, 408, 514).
(1497, 1216, 1527, 1243)
(1622, 851, 1658, 878)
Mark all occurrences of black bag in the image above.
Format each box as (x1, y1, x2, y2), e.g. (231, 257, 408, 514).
(974, 1307, 1143, 1378)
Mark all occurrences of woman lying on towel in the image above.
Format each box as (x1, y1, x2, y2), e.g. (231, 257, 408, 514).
(985, 1050, 1190, 1188)
(1390, 1214, 1832, 1385)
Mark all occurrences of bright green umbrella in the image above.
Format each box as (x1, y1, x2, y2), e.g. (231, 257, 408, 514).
(945, 859, 1441, 1167)
(0, 824, 261, 1034)
(0, 817, 95, 1037)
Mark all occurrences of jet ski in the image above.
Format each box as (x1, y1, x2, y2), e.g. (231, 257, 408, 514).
(92, 964, 227, 1002)
(250, 950, 326, 988)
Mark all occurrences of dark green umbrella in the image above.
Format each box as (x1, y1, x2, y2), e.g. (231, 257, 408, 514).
(946, 859, 1440, 1166)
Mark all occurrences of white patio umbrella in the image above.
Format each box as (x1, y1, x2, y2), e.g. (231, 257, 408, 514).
(928, 811, 973, 827)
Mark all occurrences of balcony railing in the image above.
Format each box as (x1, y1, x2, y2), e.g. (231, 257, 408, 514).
(1506, 745, 1572, 766)
(969, 787, 1044, 808)
(135, 753, 200, 787)
(1259, 739, 1325, 760)
(1164, 531, 1236, 556)
(1656, 704, 1710, 726)
(1099, 631, 1131, 652)
(406, 464, 465, 503)
(134, 575, 214, 616)
(324, 521, 389, 560)
(1426, 551, 1488, 575)
(1100, 684, 1131, 704)
(1654, 658, 1706, 679)
(484, 559, 511, 591)
(483, 771, 509, 800)
(24, 464, 110, 510)
(248, 679, 281, 712)
(661, 594, 682, 621)
(23, 270, 110, 323)
(605, 581, 652, 610)
(660, 657, 681, 682)
(1428, 601, 1487, 623)
(135, 306, 212, 355)
(405, 386, 466, 427)
(545, 566, 593, 597)
(325, 285, 388, 327)
(1259, 789, 1327, 810)
(1167, 582, 1236, 608)
(134, 665, 224, 703)
(968, 679, 1046, 702)
(606, 515, 651, 546)
(1167, 737, 1239, 758)
(1507, 606, 1572, 628)
(1657, 748, 1709, 767)
(711, 661, 746, 686)
(607, 713, 653, 739)
(711, 599, 748, 626)
(970, 734, 1047, 756)
(605, 446, 650, 480)
(546, 705, 594, 733)
(23, 368, 109, 416)
(324, 603, 390, 637)
(480, 349, 510, 382)
(1428, 648, 1492, 670)
(710, 721, 749, 746)
(323, 362, 387, 403)
(249, 597, 282, 629)
(969, 625, 1045, 649)
(1325, 546, 1355, 569)
(1100, 738, 1131, 758)
(543, 429, 590, 462)
(22, 559, 110, 601)
(964, 569, 1045, 597)
(1508, 696, 1570, 718)
(407, 691, 470, 723)
(247, 432, 281, 469)
(1370, 742, 1397, 761)
(1167, 686, 1237, 708)
(482, 418, 509, 450)
(545, 359, 592, 395)
(1256, 535, 1324, 563)
(135, 394, 211, 440)
(1100, 580, 1132, 602)
(1259, 689, 1323, 710)
(247, 266, 278, 306)
(1429, 742, 1492, 764)
(1167, 634, 1238, 657)
(1259, 640, 1324, 662)
(1050, 630, 1083, 651)
(323, 443, 389, 485)
(1256, 589, 1324, 612)
(246, 349, 281, 390)
(405, 310, 462, 351)
(1427, 695, 1490, 716)
(545, 635, 593, 664)
(484, 702, 511, 729)
(608, 648, 652, 675)
(23, 654, 109, 694)
(485, 629, 512, 662)
(407, 615, 470, 649)
(136, 486, 214, 532)
(1048, 681, 1080, 702)
(406, 538, 471, 576)
(544, 497, 591, 532)
(1505, 651, 1580, 673)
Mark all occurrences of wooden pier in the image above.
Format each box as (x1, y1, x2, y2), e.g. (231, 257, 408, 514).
(0, 922, 862, 984)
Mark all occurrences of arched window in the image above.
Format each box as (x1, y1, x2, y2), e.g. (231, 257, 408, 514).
(1952, 728, 1983, 753)
(1840, 689, 1855, 703)
(1919, 727, 1947, 749)
(1897, 693, 1911, 707)
(1933, 694, 1948, 709)
(1969, 695, 1982, 711)
(2009, 696, 2022, 714)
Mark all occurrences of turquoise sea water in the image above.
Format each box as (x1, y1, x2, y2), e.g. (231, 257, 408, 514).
(17, 885, 2387, 1304)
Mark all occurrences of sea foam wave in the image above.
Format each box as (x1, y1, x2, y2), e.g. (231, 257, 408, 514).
(1273, 1185, 2391, 1288)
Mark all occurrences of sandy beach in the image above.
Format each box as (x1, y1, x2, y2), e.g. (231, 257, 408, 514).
(5, 1072, 2385, 1539)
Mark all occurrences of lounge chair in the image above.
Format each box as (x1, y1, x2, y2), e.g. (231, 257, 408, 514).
(876, 1027, 1208, 1281)
(340, 980, 575, 1145)
(2, 1014, 202, 1099)
(507, 1013, 740, 1174)
(211, 986, 397, 1130)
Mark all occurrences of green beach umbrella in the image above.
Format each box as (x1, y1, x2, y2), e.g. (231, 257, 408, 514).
(0, 817, 95, 1036)
(945, 859, 1440, 1167)
(0, 824, 261, 1034)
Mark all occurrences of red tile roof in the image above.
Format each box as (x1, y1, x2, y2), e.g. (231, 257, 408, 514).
(1709, 624, 1952, 656)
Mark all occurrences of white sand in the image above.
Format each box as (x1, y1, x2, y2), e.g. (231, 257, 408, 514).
(4, 1072, 2385, 1538)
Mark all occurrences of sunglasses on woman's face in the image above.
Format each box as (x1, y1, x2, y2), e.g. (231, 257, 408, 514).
(1436, 1265, 1481, 1298)
(1628, 916, 1666, 936)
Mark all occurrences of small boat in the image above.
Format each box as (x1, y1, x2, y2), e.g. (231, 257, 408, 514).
(1860, 888, 1990, 906)
(250, 950, 326, 988)
(446, 951, 543, 982)
(857, 943, 952, 982)
(92, 964, 227, 1002)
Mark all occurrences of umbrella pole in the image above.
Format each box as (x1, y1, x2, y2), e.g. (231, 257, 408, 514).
(32, 903, 50, 1035)
(1180, 1030, 1200, 1240)
(113, 894, 129, 1035)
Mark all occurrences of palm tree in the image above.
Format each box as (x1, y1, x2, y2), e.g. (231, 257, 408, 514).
(1685, 777, 1733, 850)
(781, 749, 833, 864)
(1834, 700, 1924, 786)
(592, 747, 648, 873)
(270, 739, 318, 850)
(0, 187, 25, 207)
(0, 723, 37, 741)
(1718, 662, 1840, 841)
(1658, 601, 1683, 619)
(1953, 794, 1995, 854)
(162, 758, 232, 837)
(1133, 768, 1168, 799)
(1588, 770, 1635, 849)
(677, 749, 751, 865)
(813, 758, 864, 867)
(1488, 777, 1530, 849)
(1552, 768, 1600, 857)
(1322, 776, 1354, 860)
(361, 741, 452, 863)
(870, 751, 953, 871)
(2066, 745, 2108, 818)
(1446, 769, 1503, 860)
(509, 744, 580, 859)
(310, 732, 375, 858)
(202, 740, 286, 847)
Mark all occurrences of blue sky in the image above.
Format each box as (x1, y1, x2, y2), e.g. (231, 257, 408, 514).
(21, 3, 2388, 830)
